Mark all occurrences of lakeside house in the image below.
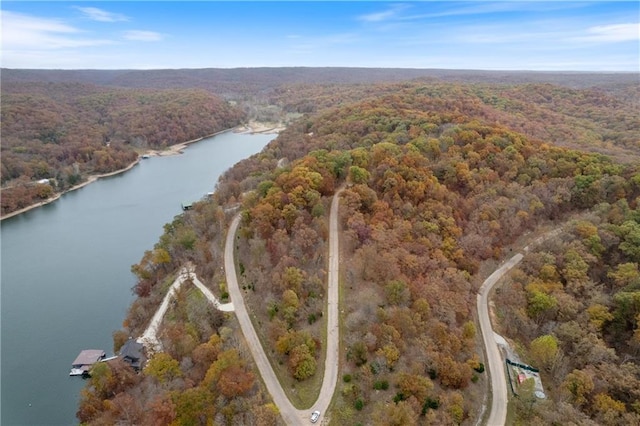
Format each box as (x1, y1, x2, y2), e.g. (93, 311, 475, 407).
(120, 339, 145, 371)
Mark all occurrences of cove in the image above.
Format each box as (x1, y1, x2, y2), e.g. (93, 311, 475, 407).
(0, 131, 274, 425)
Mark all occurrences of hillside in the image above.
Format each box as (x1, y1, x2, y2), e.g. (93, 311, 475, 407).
(76, 80, 640, 425)
(2, 69, 636, 217)
(0, 82, 244, 216)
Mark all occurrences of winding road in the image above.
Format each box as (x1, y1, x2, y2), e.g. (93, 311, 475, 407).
(477, 253, 524, 426)
(477, 230, 562, 425)
(224, 192, 342, 425)
(224, 191, 547, 425)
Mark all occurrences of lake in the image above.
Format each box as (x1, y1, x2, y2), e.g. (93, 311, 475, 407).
(0, 131, 274, 425)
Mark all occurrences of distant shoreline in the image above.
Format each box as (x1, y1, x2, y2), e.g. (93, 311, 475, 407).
(0, 123, 281, 221)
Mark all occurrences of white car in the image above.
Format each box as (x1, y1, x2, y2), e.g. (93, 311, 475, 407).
(310, 410, 320, 423)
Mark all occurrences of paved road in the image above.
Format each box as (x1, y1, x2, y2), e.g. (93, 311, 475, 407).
(224, 191, 342, 425)
(313, 190, 341, 421)
(477, 253, 524, 426)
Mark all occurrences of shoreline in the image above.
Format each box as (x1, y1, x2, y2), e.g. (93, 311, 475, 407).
(0, 123, 282, 221)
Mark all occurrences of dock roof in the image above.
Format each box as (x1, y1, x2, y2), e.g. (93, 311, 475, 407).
(72, 349, 105, 366)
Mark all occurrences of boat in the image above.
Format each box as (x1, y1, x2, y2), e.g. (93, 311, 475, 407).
(70, 349, 106, 376)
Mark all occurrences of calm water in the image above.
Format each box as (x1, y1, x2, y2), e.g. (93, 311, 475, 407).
(1, 132, 273, 425)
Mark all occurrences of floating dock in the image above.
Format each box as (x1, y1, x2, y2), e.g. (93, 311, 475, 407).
(70, 349, 106, 376)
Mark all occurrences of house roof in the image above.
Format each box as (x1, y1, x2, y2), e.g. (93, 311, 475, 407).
(120, 339, 143, 361)
(72, 349, 105, 366)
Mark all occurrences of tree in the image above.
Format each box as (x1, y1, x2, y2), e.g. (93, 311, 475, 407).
(217, 365, 255, 398)
(377, 343, 400, 370)
(385, 279, 410, 306)
(396, 373, 433, 403)
(608, 263, 640, 289)
(593, 393, 626, 424)
(514, 377, 537, 420)
(289, 344, 317, 380)
(144, 394, 176, 426)
(526, 288, 557, 321)
(562, 369, 594, 406)
(252, 403, 280, 426)
(349, 165, 370, 184)
(373, 400, 418, 426)
(436, 356, 473, 389)
(617, 221, 640, 262)
(529, 334, 559, 371)
(586, 304, 614, 331)
(171, 387, 215, 426)
(145, 352, 182, 384)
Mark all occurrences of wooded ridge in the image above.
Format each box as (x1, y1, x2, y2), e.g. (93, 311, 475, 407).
(2, 69, 637, 217)
(75, 76, 639, 425)
(2, 68, 638, 425)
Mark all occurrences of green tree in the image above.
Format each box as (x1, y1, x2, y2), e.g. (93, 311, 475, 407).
(529, 334, 559, 371)
(587, 304, 614, 331)
(289, 344, 316, 380)
(385, 279, 410, 306)
(526, 289, 557, 320)
(349, 165, 370, 185)
(145, 352, 182, 383)
(609, 263, 640, 289)
(171, 387, 214, 426)
(618, 221, 640, 262)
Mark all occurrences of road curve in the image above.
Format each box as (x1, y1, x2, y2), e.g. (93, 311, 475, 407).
(225, 215, 303, 425)
(224, 191, 341, 425)
(477, 253, 524, 426)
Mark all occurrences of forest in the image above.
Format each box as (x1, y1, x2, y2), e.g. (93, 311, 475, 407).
(1, 82, 244, 215)
(2, 68, 638, 425)
(2, 69, 636, 217)
(65, 76, 640, 425)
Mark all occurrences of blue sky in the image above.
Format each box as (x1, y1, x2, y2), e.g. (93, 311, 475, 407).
(1, 1, 638, 71)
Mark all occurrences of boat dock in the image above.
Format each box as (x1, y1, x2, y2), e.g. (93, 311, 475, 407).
(69, 349, 106, 376)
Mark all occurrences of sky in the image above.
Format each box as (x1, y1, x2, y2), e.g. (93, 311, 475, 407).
(1, 1, 638, 71)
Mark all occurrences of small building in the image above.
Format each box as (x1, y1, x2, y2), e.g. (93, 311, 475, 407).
(37, 179, 50, 185)
(181, 201, 193, 211)
(119, 339, 145, 371)
(70, 349, 106, 376)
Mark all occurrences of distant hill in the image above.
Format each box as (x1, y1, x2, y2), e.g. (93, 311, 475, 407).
(3, 68, 637, 98)
(2, 68, 637, 217)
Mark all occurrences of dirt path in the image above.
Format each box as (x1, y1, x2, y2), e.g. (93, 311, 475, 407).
(138, 266, 233, 354)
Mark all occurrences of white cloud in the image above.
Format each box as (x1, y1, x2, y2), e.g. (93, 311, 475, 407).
(75, 7, 128, 23)
(575, 23, 640, 42)
(358, 4, 410, 23)
(1, 11, 113, 50)
(123, 30, 164, 42)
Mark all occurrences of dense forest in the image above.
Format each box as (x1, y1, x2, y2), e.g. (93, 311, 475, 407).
(2, 68, 638, 424)
(2, 69, 636, 217)
(66, 76, 640, 425)
(1, 82, 244, 215)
